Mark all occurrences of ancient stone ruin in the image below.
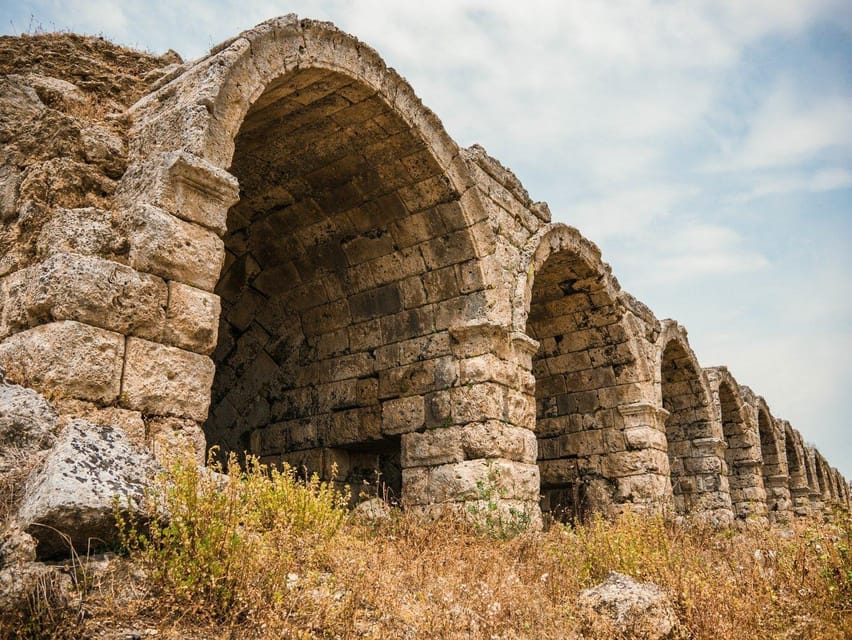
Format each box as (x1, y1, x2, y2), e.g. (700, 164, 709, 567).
(1, 16, 849, 533)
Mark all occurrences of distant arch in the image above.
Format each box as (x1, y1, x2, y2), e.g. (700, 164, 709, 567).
(516, 224, 664, 520)
(783, 423, 810, 516)
(707, 368, 764, 519)
(656, 323, 731, 522)
(121, 16, 501, 504)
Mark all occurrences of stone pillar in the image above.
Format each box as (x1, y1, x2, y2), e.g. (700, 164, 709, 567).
(764, 474, 794, 522)
(689, 436, 735, 524)
(805, 449, 824, 516)
(0, 151, 238, 466)
(400, 322, 541, 530)
(615, 403, 671, 514)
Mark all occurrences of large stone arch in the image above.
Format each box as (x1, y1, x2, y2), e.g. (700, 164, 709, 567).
(655, 322, 732, 523)
(512, 224, 667, 520)
(705, 368, 765, 519)
(80, 16, 537, 518)
(803, 447, 824, 514)
(742, 391, 791, 521)
(813, 452, 833, 506)
(781, 423, 810, 516)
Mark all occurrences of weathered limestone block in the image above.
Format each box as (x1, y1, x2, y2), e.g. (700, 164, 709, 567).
(52, 398, 146, 449)
(320, 407, 382, 447)
(0, 253, 167, 340)
(123, 204, 224, 291)
(16, 420, 158, 559)
(146, 416, 207, 465)
(615, 473, 671, 505)
(121, 337, 215, 421)
(579, 571, 677, 640)
(36, 207, 128, 260)
(0, 321, 123, 404)
(163, 281, 221, 354)
(119, 152, 239, 235)
(402, 458, 539, 505)
(449, 382, 509, 424)
(0, 380, 58, 456)
(381, 395, 425, 434)
(402, 428, 464, 467)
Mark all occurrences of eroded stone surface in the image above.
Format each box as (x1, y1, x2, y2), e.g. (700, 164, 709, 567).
(0, 321, 124, 404)
(121, 338, 215, 421)
(578, 571, 677, 640)
(16, 419, 159, 559)
(0, 379, 58, 459)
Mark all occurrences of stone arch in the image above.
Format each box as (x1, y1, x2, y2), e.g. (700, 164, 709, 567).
(832, 468, 847, 505)
(705, 368, 765, 519)
(782, 423, 810, 516)
(813, 451, 830, 502)
(746, 395, 790, 520)
(514, 224, 667, 520)
(108, 16, 546, 517)
(803, 447, 824, 513)
(655, 323, 732, 522)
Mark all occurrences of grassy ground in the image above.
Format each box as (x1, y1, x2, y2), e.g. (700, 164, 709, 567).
(4, 457, 850, 639)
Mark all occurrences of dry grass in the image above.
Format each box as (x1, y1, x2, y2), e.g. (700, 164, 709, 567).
(5, 457, 850, 640)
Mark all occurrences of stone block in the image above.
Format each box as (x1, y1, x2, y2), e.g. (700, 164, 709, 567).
(458, 353, 517, 386)
(401, 429, 464, 467)
(0, 381, 58, 466)
(16, 420, 159, 559)
(36, 207, 127, 260)
(602, 449, 669, 478)
(124, 204, 224, 291)
(53, 398, 146, 450)
(321, 406, 382, 447)
(460, 422, 537, 463)
(152, 152, 238, 235)
(163, 282, 221, 355)
(614, 473, 671, 502)
(146, 416, 207, 465)
(382, 395, 425, 434)
(624, 425, 668, 451)
(121, 337, 215, 421)
(1, 253, 167, 341)
(379, 356, 458, 399)
(450, 382, 506, 424)
(538, 458, 579, 487)
(402, 458, 540, 505)
(0, 321, 123, 404)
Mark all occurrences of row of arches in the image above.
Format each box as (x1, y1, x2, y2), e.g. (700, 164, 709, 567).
(519, 229, 848, 523)
(96, 16, 849, 523)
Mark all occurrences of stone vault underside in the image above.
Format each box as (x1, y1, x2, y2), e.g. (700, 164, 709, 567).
(0, 15, 848, 523)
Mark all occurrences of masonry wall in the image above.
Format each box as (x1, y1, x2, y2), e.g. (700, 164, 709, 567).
(0, 16, 848, 524)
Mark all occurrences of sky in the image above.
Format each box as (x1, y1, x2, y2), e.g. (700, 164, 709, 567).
(3, 1, 851, 478)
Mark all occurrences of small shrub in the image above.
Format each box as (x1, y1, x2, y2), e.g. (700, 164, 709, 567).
(116, 452, 349, 621)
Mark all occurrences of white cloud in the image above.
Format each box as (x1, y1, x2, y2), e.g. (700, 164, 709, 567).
(731, 167, 852, 203)
(560, 184, 696, 241)
(706, 81, 852, 172)
(638, 223, 769, 284)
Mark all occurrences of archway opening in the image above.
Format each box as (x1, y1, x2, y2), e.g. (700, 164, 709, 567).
(815, 455, 832, 502)
(784, 428, 807, 513)
(718, 381, 752, 517)
(526, 249, 633, 522)
(203, 68, 471, 502)
(660, 340, 716, 514)
(757, 409, 783, 513)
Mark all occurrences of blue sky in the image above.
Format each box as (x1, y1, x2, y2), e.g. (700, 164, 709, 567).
(4, 1, 851, 478)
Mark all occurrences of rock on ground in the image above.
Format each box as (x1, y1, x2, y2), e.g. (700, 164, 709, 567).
(0, 375, 58, 468)
(578, 571, 677, 640)
(16, 419, 160, 559)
